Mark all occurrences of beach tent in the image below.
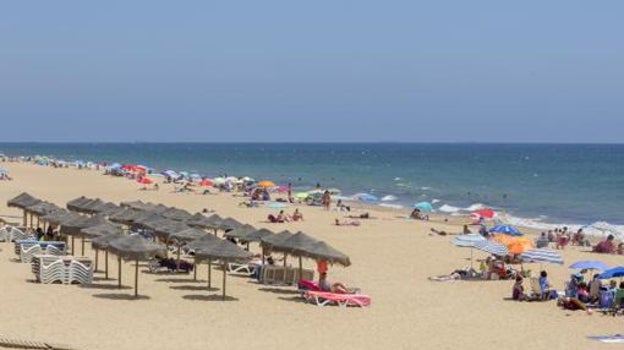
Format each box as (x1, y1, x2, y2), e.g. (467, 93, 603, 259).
(108, 235, 166, 297)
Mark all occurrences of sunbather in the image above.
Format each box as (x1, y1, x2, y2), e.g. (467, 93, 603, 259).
(335, 219, 360, 226)
(512, 275, 527, 300)
(557, 297, 593, 314)
(319, 272, 350, 294)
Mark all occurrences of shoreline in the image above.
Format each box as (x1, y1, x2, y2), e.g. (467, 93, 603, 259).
(1, 161, 623, 350)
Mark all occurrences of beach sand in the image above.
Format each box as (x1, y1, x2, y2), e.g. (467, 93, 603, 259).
(0, 162, 622, 350)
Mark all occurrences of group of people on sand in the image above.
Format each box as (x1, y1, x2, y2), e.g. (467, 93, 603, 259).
(268, 209, 304, 223)
(593, 234, 624, 255)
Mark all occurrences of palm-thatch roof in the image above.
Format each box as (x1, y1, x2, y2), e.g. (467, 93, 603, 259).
(7, 192, 41, 209)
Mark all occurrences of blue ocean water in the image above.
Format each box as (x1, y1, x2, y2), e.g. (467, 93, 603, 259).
(1, 143, 622, 227)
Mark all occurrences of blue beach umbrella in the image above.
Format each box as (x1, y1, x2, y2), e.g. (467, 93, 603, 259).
(489, 225, 523, 236)
(569, 260, 609, 271)
(413, 202, 433, 212)
(598, 267, 624, 280)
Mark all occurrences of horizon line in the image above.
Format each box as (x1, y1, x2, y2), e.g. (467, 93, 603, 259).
(0, 141, 623, 145)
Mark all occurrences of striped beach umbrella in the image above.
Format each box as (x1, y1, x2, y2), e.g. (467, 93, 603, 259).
(521, 248, 564, 265)
(474, 240, 509, 257)
(452, 234, 487, 268)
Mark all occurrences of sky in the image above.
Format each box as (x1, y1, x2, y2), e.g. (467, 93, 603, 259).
(1, 1, 623, 143)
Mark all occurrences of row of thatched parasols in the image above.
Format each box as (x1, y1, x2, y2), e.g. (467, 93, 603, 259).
(6, 192, 351, 299)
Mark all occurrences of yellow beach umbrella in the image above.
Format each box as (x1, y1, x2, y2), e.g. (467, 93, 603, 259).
(257, 180, 276, 188)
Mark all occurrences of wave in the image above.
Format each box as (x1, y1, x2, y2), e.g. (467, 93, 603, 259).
(381, 195, 398, 202)
(438, 204, 462, 213)
(502, 215, 624, 239)
(378, 203, 404, 210)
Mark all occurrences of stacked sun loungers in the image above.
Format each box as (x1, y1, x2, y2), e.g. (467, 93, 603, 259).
(260, 265, 314, 285)
(1, 226, 34, 242)
(16, 241, 66, 263)
(303, 290, 372, 307)
(31, 255, 93, 285)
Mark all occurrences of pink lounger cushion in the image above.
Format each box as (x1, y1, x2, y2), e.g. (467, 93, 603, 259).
(304, 290, 371, 307)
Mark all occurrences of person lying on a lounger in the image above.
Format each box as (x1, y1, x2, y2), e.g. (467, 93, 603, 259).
(319, 272, 351, 294)
(335, 219, 360, 226)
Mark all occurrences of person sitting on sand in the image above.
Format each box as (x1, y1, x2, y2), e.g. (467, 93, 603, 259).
(319, 272, 350, 294)
(347, 212, 370, 219)
(430, 228, 448, 236)
(291, 208, 304, 222)
(336, 199, 350, 212)
(410, 208, 421, 219)
(593, 235, 616, 254)
(335, 218, 360, 226)
(539, 270, 556, 299)
(462, 225, 471, 234)
(512, 275, 527, 301)
(276, 210, 289, 223)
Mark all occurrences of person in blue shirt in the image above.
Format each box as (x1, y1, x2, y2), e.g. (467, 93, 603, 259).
(539, 270, 555, 299)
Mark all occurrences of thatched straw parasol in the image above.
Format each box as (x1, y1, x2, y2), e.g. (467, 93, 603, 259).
(186, 234, 221, 283)
(194, 240, 252, 300)
(66, 196, 91, 211)
(269, 231, 320, 279)
(7, 192, 41, 226)
(108, 235, 166, 297)
(223, 224, 256, 240)
(91, 233, 124, 280)
(60, 214, 109, 255)
(161, 207, 193, 221)
(82, 223, 124, 271)
(304, 241, 351, 267)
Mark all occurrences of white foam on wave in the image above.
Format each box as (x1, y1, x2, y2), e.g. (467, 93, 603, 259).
(431, 199, 441, 204)
(501, 214, 624, 239)
(438, 204, 461, 213)
(464, 203, 488, 211)
(381, 195, 398, 202)
(378, 203, 404, 210)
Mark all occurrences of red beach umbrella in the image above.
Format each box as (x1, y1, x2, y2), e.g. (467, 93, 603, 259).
(199, 179, 213, 187)
(471, 208, 496, 219)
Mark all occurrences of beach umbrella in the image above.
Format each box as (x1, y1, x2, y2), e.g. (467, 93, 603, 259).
(79, 198, 106, 214)
(242, 228, 274, 243)
(66, 196, 91, 212)
(41, 209, 73, 226)
(108, 235, 166, 297)
(153, 221, 190, 242)
(61, 214, 109, 255)
(187, 213, 219, 230)
(109, 208, 142, 225)
(137, 177, 154, 185)
(82, 223, 124, 272)
(471, 209, 496, 219)
(161, 207, 193, 221)
(270, 231, 320, 279)
(598, 267, 624, 280)
(186, 234, 221, 282)
(91, 233, 124, 280)
(89, 202, 119, 215)
(7, 192, 41, 226)
(452, 233, 487, 268)
(199, 179, 213, 187)
(489, 225, 523, 236)
(295, 192, 310, 200)
(569, 261, 609, 271)
(474, 240, 509, 257)
(193, 240, 253, 300)
(304, 241, 351, 267)
(413, 202, 433, 212)
(168, 227, 209, 270)
(217, 217, 243, 231)
(257, 180, 276, 188)
(120, 200, 147, 210)
(26, 201, 60, 216)
(521, 248, 564, 265)
(223, 224, 256, 240)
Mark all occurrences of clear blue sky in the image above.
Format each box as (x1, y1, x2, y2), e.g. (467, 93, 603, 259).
(1, 1, 622, 142)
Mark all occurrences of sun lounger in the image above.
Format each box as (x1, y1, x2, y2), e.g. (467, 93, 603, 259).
(303, 290, 371, 307)
(261, 265, 315, 285)
(19, 241, 66, 263)
(31, 255, 93, 285)
(227, 262, 255, 276)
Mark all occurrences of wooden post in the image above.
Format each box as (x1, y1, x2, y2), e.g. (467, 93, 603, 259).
(222, 263, 227, 300)
(81, 237, 85, 256)
(94, 249, 99, 272)
(71, 236, 75, 256)
(118, 256, 122, 288)
(134, 260, 139, 297)
(208, 261, 212, 288)
(22, 210, 27, 227)
(105, 250, 109, 279)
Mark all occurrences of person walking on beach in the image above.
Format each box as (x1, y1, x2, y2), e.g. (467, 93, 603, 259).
(322, 190, 331, 210)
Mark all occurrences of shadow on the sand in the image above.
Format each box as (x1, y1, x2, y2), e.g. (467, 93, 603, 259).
(93, 293, 150, 300)
(170, 285, 219, 292)
(277, 296, 307, 304)
(81, 284, 132, 290)
(155, 277, 200, 283)
(182, 294, 239, 302)
(258, 287, 300, 295)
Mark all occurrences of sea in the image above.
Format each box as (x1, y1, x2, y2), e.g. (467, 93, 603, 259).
(1, 143, 622, 236)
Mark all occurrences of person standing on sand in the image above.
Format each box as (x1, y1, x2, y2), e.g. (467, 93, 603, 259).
(322, 190, 331, 210)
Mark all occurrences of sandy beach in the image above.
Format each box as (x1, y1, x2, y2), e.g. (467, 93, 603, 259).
(0, 162, 622, 350)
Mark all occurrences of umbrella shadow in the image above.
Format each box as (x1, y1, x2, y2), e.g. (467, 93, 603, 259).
(182, 294, 239, 302)
(277, 295, 307, 304)
(258, 287, 300, 295)
(170, 285, 219, 292)
(81, 283, 132, 290)
(9, 258, 22, 263)
(155, 277, 201, 283)
(92, 276, 114, 282)
(92, 293, 150, 300)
